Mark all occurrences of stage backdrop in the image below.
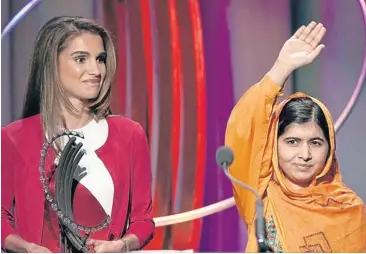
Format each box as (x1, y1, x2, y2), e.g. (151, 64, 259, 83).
(100, 0, 366, 252)
(1, 0, 365, 252)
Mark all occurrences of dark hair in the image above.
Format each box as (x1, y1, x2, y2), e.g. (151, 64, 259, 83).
(278, 97, 330, 144)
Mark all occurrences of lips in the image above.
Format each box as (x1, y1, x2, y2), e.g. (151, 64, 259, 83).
(293, 163, 312, 170)
(83, 79, 101, 88)
(84, 79, 100, 84)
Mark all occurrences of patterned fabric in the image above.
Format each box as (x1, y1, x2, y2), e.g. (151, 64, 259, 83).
(266, 215, 284, 253)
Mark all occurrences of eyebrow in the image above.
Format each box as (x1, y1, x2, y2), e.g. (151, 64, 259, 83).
(71, 51, 107, 57)
(283, 136, 325, 142)
(309, 137, 325, 142)
(71, 51, 90, 56)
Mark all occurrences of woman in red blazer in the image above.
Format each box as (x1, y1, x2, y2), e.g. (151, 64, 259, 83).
(1, 16, 154, 253)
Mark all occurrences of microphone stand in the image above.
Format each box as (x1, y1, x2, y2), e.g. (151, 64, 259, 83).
(220, 162, 273, 253)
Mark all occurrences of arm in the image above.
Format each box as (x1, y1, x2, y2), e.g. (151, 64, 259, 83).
(122, 123, 154, 250)
(1, 129, 22, 251)
(1, 130, 41, 252)
(225, 68, 285, 227)
(2, 130, 51, 253)
(225, 21, 326, 226)
(3, 235, 38, 253)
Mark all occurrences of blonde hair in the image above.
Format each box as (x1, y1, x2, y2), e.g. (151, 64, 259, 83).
(22, 16, 116, 150)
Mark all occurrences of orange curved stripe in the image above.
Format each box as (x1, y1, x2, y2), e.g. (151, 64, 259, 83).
(189, 0, 207, 250)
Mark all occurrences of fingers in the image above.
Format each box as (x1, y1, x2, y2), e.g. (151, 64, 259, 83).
(86, 239, 106, 253)
(298, 21, 317, 40)
(86, 238, 102, 246)
(307, 44, 325, 63)
(305, 23, 323, 44)
(86, 238, 95, 245)
(293, 25, 305, 38)
(295, 21, 327, 48)
(310, 26, 326, 48)
(94, 245, 101, 253)
(93, 240, 103, 246)
(94, 244, 106, 253)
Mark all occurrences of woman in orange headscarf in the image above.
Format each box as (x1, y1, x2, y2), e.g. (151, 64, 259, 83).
(225, 21, 366, 252)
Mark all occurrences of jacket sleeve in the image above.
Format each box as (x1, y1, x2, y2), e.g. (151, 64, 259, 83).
(125, 124, 155, 248)
(225, 75, 282, 226)
(1, 129, 17, 246)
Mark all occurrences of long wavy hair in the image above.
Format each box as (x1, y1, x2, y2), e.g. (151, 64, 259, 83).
(22, 16, 116, 149)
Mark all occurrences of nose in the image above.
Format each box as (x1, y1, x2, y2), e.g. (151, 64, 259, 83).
(298, 144, 312, 161)
(87, 60, 101, 77)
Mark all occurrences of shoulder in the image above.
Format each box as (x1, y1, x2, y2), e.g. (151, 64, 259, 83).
(2, 115, 42, 161)
(106, 115, 146, 141)
(2, 114, 42, 143)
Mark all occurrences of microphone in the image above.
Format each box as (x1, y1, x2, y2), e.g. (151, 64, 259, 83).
(215, 146, 272, 253)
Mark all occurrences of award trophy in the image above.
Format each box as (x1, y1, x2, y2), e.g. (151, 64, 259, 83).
(39, 130, 111, 252)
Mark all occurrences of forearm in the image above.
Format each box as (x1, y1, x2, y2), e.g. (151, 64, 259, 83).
(4, 234, 32, 253)
(226, 63, 290, 225)
(127, 124, 155, 250)
(267, 60, 294, 88)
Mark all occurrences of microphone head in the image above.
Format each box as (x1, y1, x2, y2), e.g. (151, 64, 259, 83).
(215, 146, 234, 167)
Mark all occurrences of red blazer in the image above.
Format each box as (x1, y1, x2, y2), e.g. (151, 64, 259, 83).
(1, 114, 154, 248)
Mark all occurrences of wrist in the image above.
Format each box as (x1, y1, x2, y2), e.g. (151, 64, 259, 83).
(118, 238, 129, 252)
(24, 242, 35, 253)
(268, 60, 294, 86)
(274, 59, 294, 74)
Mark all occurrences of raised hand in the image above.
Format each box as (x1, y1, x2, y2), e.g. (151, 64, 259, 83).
(276, 21, 326, 71)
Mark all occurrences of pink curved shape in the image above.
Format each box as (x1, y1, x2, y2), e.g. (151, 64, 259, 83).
(334, 0, 366, 131)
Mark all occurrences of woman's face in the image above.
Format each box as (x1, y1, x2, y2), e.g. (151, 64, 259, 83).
(58, 32, 106, 103)
(277, 121, 329, 190)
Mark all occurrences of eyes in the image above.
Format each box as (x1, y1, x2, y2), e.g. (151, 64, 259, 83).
(74, 55, 106, 64)
(285, 139, 323, 147)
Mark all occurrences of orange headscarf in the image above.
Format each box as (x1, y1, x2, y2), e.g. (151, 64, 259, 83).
(225, 75, 366, 252)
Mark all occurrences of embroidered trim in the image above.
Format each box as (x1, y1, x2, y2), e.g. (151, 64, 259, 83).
(299, 231, 332, 253)
(266, 215, 284, 253)
(314, 197, 352, 209)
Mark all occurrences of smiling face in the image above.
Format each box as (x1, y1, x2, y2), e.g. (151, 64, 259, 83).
(277, 121, 329, 190)
(58, 32, 107, 103)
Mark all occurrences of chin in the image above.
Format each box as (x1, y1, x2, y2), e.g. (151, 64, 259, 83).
(292, 175, 315, 186)
(83, 93, 100, 100)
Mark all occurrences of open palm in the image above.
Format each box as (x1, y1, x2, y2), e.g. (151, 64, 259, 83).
(277, 22, 326, 71)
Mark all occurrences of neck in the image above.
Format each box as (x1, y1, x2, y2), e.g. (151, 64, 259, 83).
(62, 98, 93, 130)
